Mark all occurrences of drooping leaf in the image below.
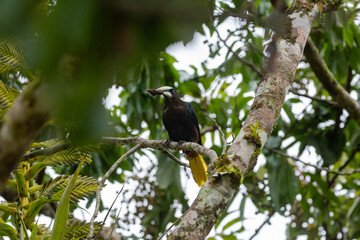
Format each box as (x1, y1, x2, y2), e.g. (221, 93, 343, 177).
(266, 154, 299, 213)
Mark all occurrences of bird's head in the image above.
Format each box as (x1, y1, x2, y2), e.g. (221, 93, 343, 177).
(147, 86, 178, 98)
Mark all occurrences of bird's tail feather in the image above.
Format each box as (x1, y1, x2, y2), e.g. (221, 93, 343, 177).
(185, 151, 208, 187)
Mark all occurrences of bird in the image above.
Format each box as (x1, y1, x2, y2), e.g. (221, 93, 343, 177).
(147, 86, 208, 187)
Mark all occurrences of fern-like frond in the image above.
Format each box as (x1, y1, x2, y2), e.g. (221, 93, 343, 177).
(0, 80, 20, 119)
(65, 217, 102, 239)
(0, 37, 24, 74)
(42, 148, 92, 167)
(40, 175, 100, 204)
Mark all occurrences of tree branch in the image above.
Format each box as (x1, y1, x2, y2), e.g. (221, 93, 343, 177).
(160, 149, 189, 168)
(101, 137, 218, 167)
(0, 80, 50, 187)
(304, 37, 360, 125)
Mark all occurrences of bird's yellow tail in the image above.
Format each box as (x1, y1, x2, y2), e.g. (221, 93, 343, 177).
(185, 151, 208, 187)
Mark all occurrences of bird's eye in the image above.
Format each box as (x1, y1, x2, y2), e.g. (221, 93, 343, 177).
(170, 89, 175, 94)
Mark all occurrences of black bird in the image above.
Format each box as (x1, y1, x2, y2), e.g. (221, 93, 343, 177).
(147, 86, 208, 186)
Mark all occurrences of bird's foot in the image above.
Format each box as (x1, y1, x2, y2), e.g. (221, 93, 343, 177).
(165, 139, 172, 147)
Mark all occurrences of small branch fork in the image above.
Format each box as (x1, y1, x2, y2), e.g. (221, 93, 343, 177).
(86, 137, 219, 239)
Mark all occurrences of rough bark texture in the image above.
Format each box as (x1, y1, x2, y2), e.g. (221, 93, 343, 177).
(304, 37, 360, 125)
(0, 81, 50, 187)
(169, 0, 321, 238)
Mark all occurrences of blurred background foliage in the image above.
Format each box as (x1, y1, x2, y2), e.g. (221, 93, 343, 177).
(1, 0, 360, 239)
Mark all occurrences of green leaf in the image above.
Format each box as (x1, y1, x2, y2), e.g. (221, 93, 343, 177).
(316, 129, 345, 167)
(267, 155, 298, 212)
(30, 223, 38, 240)
(50, 155, 86, 240)
(218, 233, 237, 240)
(0, 222, 17, 240)
(343, 25, 354, 47)
(0, 37, 25, 74)
(156, 155, 180, 189)
(239, 195, 246, 222)
(41, 175, 99, 204)
(23, 198, 51, 228)
(64, 217, 101, 239)
(222, 217, 242, 231)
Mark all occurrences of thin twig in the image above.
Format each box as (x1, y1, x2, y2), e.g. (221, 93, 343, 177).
(265, 146, 360, 175)
(87, 143, 143, 239)
(108, 200, 123, 240)
(205, 114, 227, 156)
(161, 149, 190, 168)
(249, 211, 275, 240)
(94, 184, 124, 240)
(290, 90, 340, 108)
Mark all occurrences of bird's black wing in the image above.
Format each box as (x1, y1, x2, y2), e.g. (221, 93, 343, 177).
(185, 102, 202, 145)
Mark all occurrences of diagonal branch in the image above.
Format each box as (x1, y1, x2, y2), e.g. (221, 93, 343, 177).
(169, 0, 327, 238)
(0, 80, 50, 187)
(304, 37, 360, 125)
(160, 149, 189, 168)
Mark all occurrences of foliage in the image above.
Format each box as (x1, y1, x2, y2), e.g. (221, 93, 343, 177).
(1, 0, 360, 239)
(0, 38, 101, 240)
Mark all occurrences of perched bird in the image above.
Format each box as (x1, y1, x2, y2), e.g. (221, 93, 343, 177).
(147, 86, 208, 187)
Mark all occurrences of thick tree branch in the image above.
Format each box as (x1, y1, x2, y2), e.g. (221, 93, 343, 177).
(169, 0, 333, 238)
(304, 37, 360, 125)
(0, 81, 50, 187)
